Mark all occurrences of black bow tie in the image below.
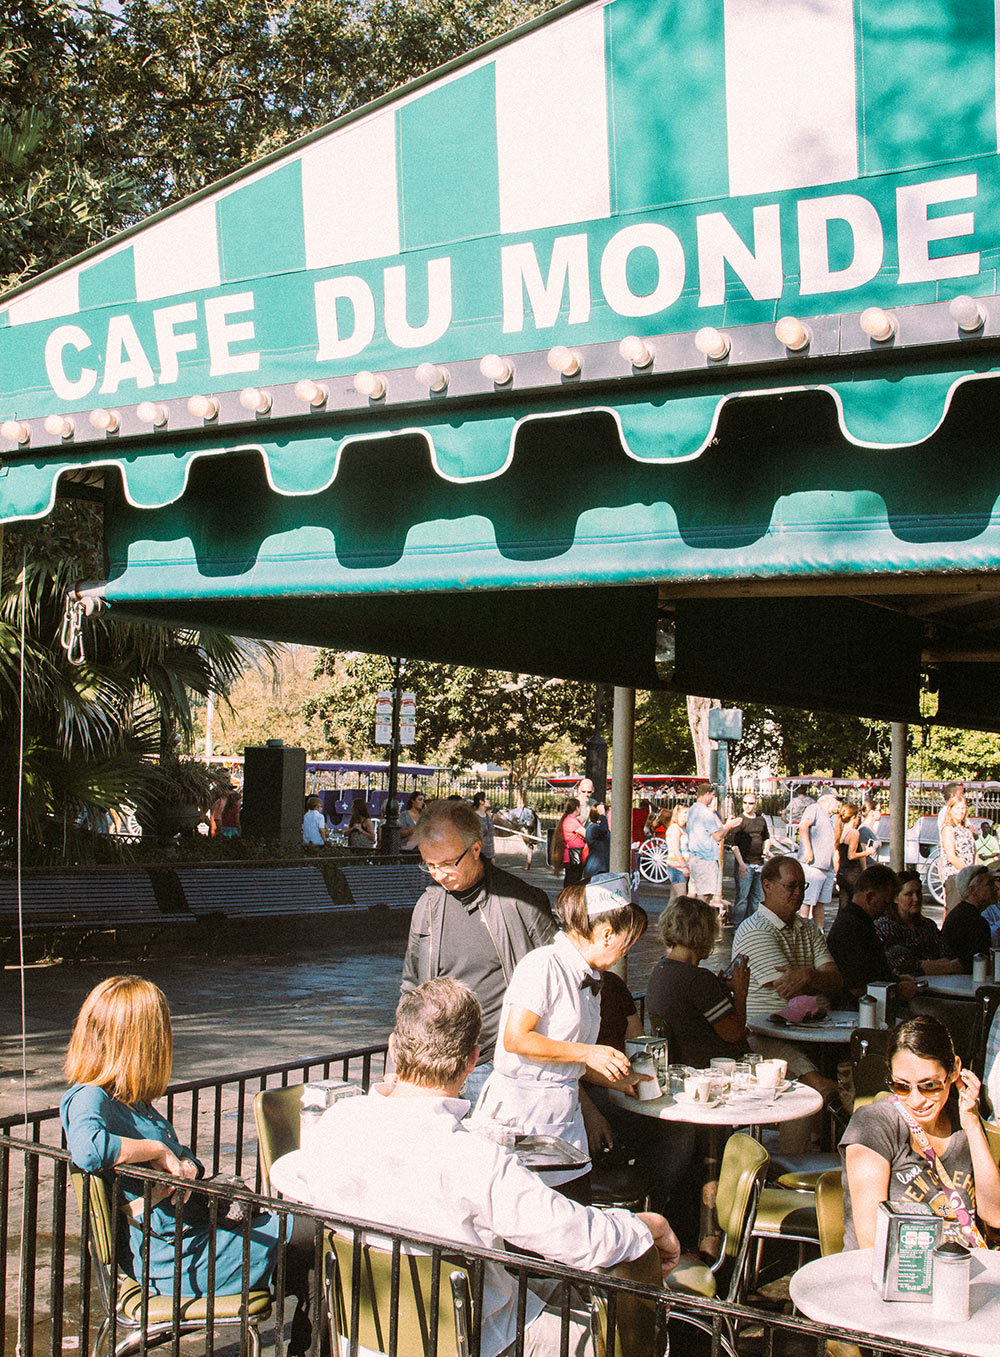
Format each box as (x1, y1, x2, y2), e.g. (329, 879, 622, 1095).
(580, 975, 603, 995)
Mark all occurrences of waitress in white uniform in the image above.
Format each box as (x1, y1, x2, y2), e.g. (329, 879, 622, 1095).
(476, 873, 648, 1201)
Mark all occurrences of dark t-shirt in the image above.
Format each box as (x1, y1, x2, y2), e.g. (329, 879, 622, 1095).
(597, 970, 638, 1051)
(941, 899, 991, 973)
(839, 1097, 975, 1249)
(437, 893, 508, 1062)
(645, 957, 747, 1067)
(826, 901, 893, 995)
(727, 814, 769, 864)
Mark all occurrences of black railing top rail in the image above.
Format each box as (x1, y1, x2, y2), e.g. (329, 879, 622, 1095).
(0, 1041, 391, 1136)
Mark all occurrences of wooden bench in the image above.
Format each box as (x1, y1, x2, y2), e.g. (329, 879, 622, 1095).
(337, 864, 426, 913)
(0, 869, 192, 959)
(173, 866, 338, 921)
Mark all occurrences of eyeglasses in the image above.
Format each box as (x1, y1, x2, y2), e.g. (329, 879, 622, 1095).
(419, 844, 472, 875)
(776, 879, 806, 893)
(887, 1078, 948, 1097)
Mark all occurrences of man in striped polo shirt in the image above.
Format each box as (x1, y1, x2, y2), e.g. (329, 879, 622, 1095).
(733, 855, 845, 1149)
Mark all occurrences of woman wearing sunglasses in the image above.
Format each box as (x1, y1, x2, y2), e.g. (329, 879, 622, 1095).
(840, 1015, 1000, 1249)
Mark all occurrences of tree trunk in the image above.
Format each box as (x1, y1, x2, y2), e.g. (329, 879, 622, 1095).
(686, 695, 721, 778)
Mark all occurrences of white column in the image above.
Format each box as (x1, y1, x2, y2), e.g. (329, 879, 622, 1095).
(890, 722, 907, 872)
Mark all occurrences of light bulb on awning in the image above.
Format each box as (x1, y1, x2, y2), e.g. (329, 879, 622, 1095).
(949, 295, 986, 333)
(859, 307, 896, 342)
(480, 353, 513, 385)
(547, 345, 581, 377)
(294, 379, 328, 407)
(354, 370, 386, 400)
(774, 316, 811, 351)
(415, 362, 449, 393)
(44, 414, 74, 439)
(187, 394, 219, 420)
(619, 336, 654, 368)
(239, 387, 272, 414)
(136, 401, 168, 427)
(1, 419, 29, 444)
(693, 327, 731, 360)
(89, 408, 120, 433)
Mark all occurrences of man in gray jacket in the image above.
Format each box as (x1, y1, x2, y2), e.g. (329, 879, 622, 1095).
(401, 798, 556, 1103)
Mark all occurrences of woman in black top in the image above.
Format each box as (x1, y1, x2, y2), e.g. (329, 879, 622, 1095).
(646, 896, 748, 1067)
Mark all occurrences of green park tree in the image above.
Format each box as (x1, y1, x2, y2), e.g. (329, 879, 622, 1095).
(305, 652, 594, 787)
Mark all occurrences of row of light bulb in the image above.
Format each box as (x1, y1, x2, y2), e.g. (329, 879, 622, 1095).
(0, 297, 989, 447)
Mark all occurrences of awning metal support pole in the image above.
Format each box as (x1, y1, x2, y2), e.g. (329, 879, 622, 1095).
(890, 722, 907, 872)
(610, 687, 635, 876)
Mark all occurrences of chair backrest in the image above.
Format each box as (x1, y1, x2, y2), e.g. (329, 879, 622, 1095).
(325, 1233, 472, 1357)
(850, 1027, 891, 1104)
(253, 1084, 304, 1188)
(714, 1131, 769, 1304)
(970, 983, 1000, 1116)
(70, 1167, 119, 1317)
(815, 1170, 845, 1256)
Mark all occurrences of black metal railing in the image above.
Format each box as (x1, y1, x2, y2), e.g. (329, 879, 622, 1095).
(0, 1045, 960, 1357)
(0, 1132, 964, 1357)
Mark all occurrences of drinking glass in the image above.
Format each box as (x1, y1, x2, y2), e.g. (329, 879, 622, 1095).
(667, 1064, 689, 1097)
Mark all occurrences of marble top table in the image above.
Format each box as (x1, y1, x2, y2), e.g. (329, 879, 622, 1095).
(790, 1247, 1000, 1357)
(923, 974, 986, 1000)
(609, 1080, 823, 1128)
(747, 1010, 859, 1043)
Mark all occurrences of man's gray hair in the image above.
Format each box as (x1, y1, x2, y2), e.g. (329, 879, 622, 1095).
(414, 799, 483, 849)
(393, 978, 483, 1087)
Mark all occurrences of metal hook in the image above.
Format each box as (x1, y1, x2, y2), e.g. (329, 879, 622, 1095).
(60, 597, 86, 666)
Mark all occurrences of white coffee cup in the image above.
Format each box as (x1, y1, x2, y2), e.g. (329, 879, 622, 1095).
(685, 1073, 713, 1103)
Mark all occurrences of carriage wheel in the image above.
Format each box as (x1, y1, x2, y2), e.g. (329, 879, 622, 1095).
(639, 837, 672, 884)
(925, 851, 946, 907)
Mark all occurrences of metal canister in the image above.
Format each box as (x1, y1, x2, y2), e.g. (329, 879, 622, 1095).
(930, 1241, 971, 1322)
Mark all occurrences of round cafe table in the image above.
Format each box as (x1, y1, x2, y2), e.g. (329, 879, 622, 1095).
(746, 1011, 859, 1045)
(923, 973, 986, 1000)
(790, 1247, 1000, 1356)
(610, 1082, 824, 1247)
(608, 1080, 823, 1133)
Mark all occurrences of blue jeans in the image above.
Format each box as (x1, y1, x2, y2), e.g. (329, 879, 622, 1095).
(731, 863, 763, 928)
(461, 1060, 493, 1110)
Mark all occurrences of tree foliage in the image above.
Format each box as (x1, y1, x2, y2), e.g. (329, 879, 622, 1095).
(305, 652, 593, 785)
(0, 505, 277, 858)
(1, 0, 553, 289)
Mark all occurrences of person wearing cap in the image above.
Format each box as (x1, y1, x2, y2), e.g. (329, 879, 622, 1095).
(474, 873, 649, 1201)
(941, 863, 997, 972)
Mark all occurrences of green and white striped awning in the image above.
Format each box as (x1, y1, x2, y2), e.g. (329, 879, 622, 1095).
(4, 0, 1000, 709)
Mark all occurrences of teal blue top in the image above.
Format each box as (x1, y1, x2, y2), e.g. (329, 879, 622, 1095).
(61, 1083, 280, 1297)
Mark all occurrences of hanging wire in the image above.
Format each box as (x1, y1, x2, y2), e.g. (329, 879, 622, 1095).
(15, 549, 30, 1357)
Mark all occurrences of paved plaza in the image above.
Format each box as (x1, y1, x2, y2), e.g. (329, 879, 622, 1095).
(0, 844, 677, 1120)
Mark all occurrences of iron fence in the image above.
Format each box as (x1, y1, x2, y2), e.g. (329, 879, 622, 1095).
(0, 1043, 970, 1357)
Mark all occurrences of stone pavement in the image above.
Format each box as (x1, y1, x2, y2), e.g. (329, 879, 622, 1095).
(0, 840, 686, 1120)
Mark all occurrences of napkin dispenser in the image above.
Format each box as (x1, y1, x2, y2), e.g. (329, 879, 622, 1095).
(871, 1201, 942, 1301)
(867, 981, 898, 1029)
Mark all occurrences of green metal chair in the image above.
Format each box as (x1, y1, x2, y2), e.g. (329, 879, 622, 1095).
(253, 1083, 304, 1190)
(70, 1167, 271, 1357)
(325, 1232, 474, 1357)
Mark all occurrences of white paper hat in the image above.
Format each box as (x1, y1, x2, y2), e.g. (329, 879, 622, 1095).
(584, 872, 633, 917)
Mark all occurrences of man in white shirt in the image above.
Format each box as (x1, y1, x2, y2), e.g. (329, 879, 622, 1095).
(797, 792, 840, 931)
(281, 978, 679, 1357)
